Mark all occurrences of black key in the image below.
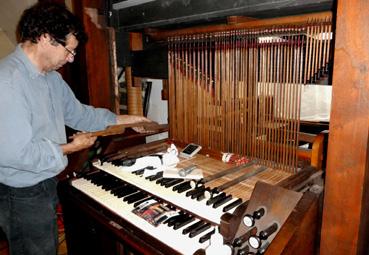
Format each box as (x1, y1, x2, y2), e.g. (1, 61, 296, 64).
(157, 178, 172, 186)
(191, 188, 206, 200)
(132, 168, 145, 175)
(123, 191, 141, 202)
(105, 180, 126, 191)
(84, 171, 100, 181)
(168, 214, 187, 227)
(186, 186, 205, 197)
(193, 192, 204, 200)
(182, 220, 205, 235)
(133, 197, 154, 208)
(199, 229, 215, 243)
(164, 179, 184, 188)
(101, 176, 123, 191)
(90, 172, 111, 186)
(206, 192, 226, 205)
(110, 159, 122, 166)
(174, 215, 195, 230)
(175, 182, 193, 193)
(164, 214, 182, 226)
(120, 158, 137, 166)
(213, 194, 232, 208)
(155, 178, 165, 185)
(111, 183, 130, 196)
(116, 186, 137, 198)
(109, 182, 128, 193)
(222, 198, 242, 212)
(147, 171, 163, 181)
(155, 215, 168, 225)
(145, 174, 157, 180)
(173, 181, 190, 191)
(196, 187, 212, 201)
(189, 223, 211, 238)
(125, 193, 148, 204)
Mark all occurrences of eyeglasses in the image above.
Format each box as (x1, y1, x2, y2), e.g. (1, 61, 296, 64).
(52, 38, 77, 57)
(61, 44, 76, 57)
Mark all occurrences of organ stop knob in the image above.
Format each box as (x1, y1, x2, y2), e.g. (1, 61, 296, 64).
(248, 222, 278, 249)
(243, 207, 265, 227)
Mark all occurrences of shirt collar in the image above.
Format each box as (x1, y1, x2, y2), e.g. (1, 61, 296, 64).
(14, 44, 44, 79)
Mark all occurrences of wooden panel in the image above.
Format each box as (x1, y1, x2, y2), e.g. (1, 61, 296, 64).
(221, 182, 303, 254)
(320, 0, 369, 254)
(267, 191, 320, 255)
(126, 32, 143, 115)
(72, 0, 115, 110)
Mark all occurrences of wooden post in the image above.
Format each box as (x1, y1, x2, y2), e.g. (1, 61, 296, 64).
(126, 32, 144, 116)
(70, 0, 115, 111)
(320, 0, 369, 254)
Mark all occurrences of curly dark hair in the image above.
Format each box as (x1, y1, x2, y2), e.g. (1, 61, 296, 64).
(17, 2, 87, 45)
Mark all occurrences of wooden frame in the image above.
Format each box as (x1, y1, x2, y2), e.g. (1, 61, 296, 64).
(320, 1, 369, 254)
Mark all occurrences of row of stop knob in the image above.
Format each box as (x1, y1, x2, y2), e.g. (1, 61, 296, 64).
(235, 208, 279, 250)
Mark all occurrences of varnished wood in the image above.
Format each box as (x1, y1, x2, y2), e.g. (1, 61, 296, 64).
(72, 0, 116, 111)
(320, 0, 369, 254)
(168, 27, 329, 171)
(59, 1, 338, 253)
(227, 16, 258, 25)
(229, 182, 303, 254)
(266, 191, 320, 255)
(126, 33, 144, 115)
(87, 122, 167, 137)
(148, 12, 332, 41)
(219, 166, 316, 244)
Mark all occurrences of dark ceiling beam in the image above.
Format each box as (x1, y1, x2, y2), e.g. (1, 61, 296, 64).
(109, 0, 333, 31)
(145, 11, 332, 41)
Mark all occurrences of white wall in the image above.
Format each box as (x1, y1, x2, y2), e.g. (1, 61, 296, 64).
(0, 29, 15, 58)
(0, 0, 38, 58)
(300, 84, 332, 121)
(145, 79, 169, 143)
(0, 0, 38, 44)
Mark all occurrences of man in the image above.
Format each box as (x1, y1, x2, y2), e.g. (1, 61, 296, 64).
(0, 2, 150, 254)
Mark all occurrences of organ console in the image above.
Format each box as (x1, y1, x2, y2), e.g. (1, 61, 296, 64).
(59, 129, 324, 254)
(58, 1, 333, 255)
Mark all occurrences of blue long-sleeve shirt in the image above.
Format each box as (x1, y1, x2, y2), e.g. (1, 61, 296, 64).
(0, 45, 117, 187)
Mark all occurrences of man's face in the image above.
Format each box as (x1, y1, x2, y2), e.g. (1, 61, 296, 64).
(44, 33, 78, 71)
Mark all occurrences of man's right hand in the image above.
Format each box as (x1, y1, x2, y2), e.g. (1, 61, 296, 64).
(61, 132, 97, 155)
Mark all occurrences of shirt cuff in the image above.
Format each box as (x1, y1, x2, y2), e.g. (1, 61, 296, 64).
(45, 138, 68, 172)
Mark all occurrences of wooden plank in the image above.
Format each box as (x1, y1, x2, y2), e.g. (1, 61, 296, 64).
(266, 191, 319, 255)
(320, 0, 369, 254)
(73, 0, 115, 110)
(126, 32, 144, 115)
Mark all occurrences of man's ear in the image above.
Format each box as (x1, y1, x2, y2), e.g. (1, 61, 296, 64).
(38, 34, 47, 43)
(40, 33, 55, 46)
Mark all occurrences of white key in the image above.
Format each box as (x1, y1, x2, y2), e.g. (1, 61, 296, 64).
(71, 178, 212, 255)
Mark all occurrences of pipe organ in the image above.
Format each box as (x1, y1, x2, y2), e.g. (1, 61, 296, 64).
(58, 3, 333, 255)
(168, 18, 332, 171)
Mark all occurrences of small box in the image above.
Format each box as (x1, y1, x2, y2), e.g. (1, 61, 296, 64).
(179, 143, 202, 158)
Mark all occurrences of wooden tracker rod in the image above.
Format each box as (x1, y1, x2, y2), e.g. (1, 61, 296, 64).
(168, 17, 332, 172)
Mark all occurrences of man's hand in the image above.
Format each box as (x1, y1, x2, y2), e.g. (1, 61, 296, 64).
(116, 114, 152, 125)
(61, 132, 97, 155)
(116, 114, 153, 133)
